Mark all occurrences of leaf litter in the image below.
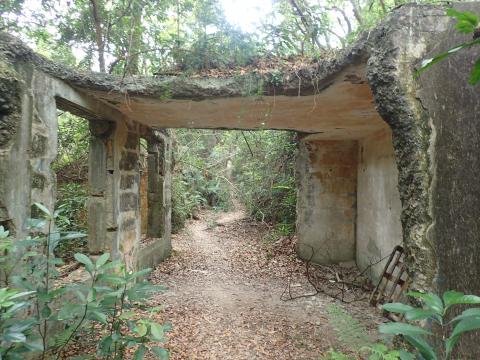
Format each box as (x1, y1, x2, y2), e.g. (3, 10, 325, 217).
(145, 208, 385, 359)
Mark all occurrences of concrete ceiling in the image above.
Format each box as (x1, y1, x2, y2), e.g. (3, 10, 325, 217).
(83, 64, 388, 139)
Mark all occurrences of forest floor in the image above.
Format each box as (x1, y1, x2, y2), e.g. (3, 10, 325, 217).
(147, 207, 385, 359)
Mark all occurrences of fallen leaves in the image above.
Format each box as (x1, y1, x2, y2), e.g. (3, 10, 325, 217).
(147, 209, 383, 359)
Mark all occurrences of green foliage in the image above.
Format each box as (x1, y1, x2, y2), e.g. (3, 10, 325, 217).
(381, 290, 480, 359)
(9, 0, 445, 75)
(323, 349, 355, 360)
(0, 0, 25, 31)
(417, 9, 480, 85)
(231, 131, 297, 235)
(324, 304, 406, 360)
(171, 129, 297, 235)
(53, 112, 90, 176)
(53, 112, 89, 262)
(325, 304, 372, 351)
(55, 183, 88, 262)
(171, 129, 233, 232)
(0, 204, 169, 359)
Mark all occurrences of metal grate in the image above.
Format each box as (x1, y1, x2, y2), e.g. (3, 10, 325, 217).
(370, 245, 410, 320)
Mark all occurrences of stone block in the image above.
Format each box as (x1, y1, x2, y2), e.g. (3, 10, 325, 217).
(124, 132, 139, 150)
(89, 137, 107, 195)
(119, 151, 138, 171)
(120, 192, 138, 211)
(88, 197, 106, 253)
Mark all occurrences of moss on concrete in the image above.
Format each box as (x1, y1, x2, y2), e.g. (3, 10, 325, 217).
(0, 59, 20, 149)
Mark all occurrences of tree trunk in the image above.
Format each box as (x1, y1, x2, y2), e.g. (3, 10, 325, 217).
(349, 0, 364, 27)
(288, 0, 325, 51)
(127, 0, 143, 75)
(90, 0, 106, 73)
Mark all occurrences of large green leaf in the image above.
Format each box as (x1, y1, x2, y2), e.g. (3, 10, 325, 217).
(34, 202, 52, 219)
(134, 344, 147, 360)
(446, 317, 480, 356)
(74, 253, 95, 273)
(446, 8, 479, 33)
(135, 323, 148, 337)
(26, 218, 47, 230)
(150, 323, 165, 341)
(127, 268, 153, 281)
(87, 309, 108, 324)
(95, 253, 110, 269)
(407, 291, 443, 315)
(151, 346, 169, 360)
(60, 232, 87, 240)
(382, 303, 415, 314)
(379, 322, 432, 337)
(451, 308, 480, 323)
(417, 38, 480, 78)
(404, 335, 437, 360)
(443, 290, 480, 310)
(405, 309, 439, 322)
(399, 350, 415, 360)
(469, 58, 480, 85)
(48, 232, 61, 253)
(3, 331, 27, 343)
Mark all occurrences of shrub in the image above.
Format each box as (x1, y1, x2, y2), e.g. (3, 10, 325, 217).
(0, 204, 169, 359)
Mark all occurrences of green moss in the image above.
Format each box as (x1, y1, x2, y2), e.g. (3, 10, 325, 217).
(0, 59, 21, 149)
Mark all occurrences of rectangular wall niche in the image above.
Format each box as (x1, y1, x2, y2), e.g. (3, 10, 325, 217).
(296, 129, 403, 281)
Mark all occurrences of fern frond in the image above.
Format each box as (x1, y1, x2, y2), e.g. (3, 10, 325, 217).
(326, 304, 372, 351)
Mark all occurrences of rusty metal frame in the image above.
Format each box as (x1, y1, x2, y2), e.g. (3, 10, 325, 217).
(370, 245, 410, 320)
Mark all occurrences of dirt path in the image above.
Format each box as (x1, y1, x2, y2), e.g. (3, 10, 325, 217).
(149, 209, 383, 359)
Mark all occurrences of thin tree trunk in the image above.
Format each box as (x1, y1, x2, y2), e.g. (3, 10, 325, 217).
(378, 0, 387, 14)
(127, 0, 143, 75)
(288, 0, 325, 51)
(90, 0, 106, 72)
(349, 0, 364, 27)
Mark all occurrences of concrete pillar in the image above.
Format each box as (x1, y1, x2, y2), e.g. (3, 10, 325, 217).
(296, 136, 358, 264)
(146, 135, 164, 238)
(87, 120, 115, 254)
(356, 129, 403, 281)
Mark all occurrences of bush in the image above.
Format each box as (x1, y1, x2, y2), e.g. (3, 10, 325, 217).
(55, 183, 88, 262)
(0, 204, 169, 360)
(229, 130, 297, 235)
(170, 129, 297, 235)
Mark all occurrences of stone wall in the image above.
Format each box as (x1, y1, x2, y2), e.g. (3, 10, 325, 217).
(356, 129, 403, 281)
(296, 137, 358, 264)
(367, 3, 480, 356)
(137, 129, 172, 270)
(0, 54, 173, 272)
(0, 61, 58, 238)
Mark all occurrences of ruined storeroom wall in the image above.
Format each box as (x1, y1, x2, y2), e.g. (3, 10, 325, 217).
(115, 121, 143, 269)
(0, 59, 58, 238)
(356, 128, 403, 281)
(0, 46, 173, 270)
(296, 137, 358, 264)
(367, 2, 480, 356)
(137, 130, 173, 270)
(368, 2, 480, 292)
(0, 57, 27, 235)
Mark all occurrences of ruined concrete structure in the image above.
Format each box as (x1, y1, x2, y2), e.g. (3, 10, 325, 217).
(1, 2, 480, 355)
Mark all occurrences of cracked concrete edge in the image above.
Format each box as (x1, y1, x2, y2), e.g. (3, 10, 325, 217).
(0, 29, 371, 100)
(367, 2, 480, 291)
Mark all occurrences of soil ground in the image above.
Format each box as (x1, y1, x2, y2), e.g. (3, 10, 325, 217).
(148, 208, 385, 359)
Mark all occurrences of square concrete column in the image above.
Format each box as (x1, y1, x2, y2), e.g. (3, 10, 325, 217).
(296, 136, 358, 264)
(87, 121, 115, 254)
(146, 135, 165, 238)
